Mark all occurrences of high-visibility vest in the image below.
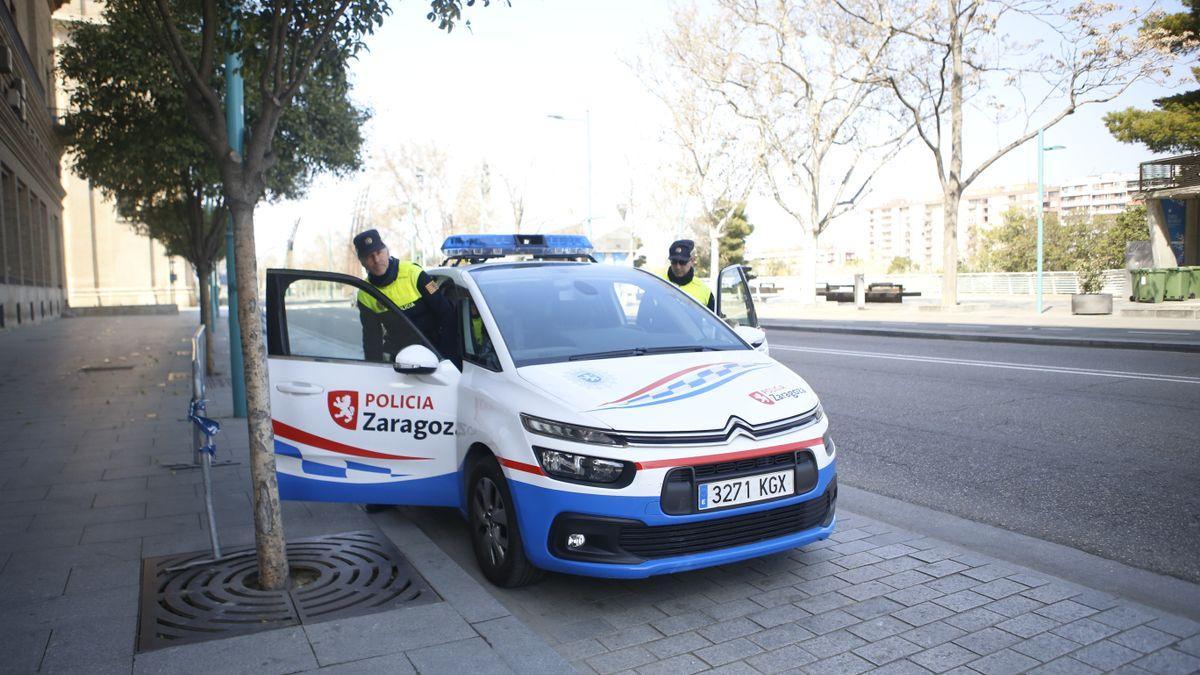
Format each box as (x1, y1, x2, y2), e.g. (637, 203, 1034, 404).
(357, 261, 425, 312)
(662, 271, 713, 307)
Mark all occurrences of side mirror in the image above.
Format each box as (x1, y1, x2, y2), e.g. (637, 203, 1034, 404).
(394, 344, 439, 374)
(733, 324, 767, 351)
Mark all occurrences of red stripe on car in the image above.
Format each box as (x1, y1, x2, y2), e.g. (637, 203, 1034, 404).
(272, 420, 429, 461)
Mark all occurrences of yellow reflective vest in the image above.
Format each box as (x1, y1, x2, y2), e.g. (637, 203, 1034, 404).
(662, 271, 713, 308)
(357, 261, 425, 312)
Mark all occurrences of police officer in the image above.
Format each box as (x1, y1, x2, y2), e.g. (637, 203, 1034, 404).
(353, 229, 452, 362)
(663, 239, 715, 311)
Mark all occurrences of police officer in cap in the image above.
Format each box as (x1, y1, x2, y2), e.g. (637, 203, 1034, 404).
(353, 229, 452, 363)
(663, 239, 715, 311)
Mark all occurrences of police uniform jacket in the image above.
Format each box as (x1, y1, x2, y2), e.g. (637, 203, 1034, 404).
(358, 258, 451, 361)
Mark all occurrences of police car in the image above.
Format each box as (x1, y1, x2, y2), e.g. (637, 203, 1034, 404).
(265, 234, 836, 587)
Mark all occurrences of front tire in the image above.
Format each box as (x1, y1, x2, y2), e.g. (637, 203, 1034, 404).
(467, 456, 543, 588)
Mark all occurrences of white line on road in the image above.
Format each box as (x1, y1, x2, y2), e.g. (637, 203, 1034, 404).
(771, 344, 1200, 384)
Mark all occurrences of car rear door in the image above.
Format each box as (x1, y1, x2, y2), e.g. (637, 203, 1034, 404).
(264, 269, 459, 506)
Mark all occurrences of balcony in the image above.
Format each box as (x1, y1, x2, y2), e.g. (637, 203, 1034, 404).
(1139, 152, 1200, 194)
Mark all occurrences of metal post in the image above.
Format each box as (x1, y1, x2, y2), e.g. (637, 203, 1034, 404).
(586, 108, 592, 241)
(1036, 128, 1045, 315)
(225, 40, 246, 417)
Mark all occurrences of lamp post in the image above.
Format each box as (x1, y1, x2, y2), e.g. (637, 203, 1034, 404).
(546, 110, 592, 239)
(1036, 128, 1065, 315)
(224, 34, 247, 417)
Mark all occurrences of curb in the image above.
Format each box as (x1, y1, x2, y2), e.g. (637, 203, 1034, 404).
(761, 320, 1200, 354)
(841, 484, 1200, 622)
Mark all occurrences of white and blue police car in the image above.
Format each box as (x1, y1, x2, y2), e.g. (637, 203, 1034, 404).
(265, 234, 836, 587)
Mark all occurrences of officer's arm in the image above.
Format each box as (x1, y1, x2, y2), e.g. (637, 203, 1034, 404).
(358, 301, 385, 362)
(416, 271, 452, 318)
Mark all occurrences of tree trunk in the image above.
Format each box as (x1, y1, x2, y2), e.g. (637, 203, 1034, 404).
(197, 265, 217, 377)
(942, 0, 964, 308)
(798, 230, 818, 306)
(709, 223, 721, 289)
(230, 201, 289, 591)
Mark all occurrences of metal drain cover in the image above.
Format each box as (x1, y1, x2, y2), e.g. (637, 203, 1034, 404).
(137, 530, 439, 652)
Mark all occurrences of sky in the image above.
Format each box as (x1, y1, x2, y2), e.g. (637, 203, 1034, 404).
(255, 0, 1186, 266)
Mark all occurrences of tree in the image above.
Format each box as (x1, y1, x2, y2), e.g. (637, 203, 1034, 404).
(131, 0, 491, 590)
(1106, 2, 1200, 154)
(664, 1, 909, 306)
(59, 2, 365, 377)
(693, 202, 753, 277)
(975, 208, 1077, 272)
(887, 256, 917, 273)
(641, 4, 761, 289)
(1100, 204, 1149, 268)
(837, 0, 1178, 306)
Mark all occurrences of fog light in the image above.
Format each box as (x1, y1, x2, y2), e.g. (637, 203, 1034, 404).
(566, 533, 586, 549)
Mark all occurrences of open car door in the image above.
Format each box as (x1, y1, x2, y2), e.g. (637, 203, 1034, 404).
(716, 264, 768, 354)
(264, 269, 459, 506)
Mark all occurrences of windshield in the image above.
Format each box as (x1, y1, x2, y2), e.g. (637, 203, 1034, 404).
(470, 263, 747, 367)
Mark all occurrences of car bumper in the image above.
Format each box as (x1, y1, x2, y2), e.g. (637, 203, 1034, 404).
(507, 461, 836, 579)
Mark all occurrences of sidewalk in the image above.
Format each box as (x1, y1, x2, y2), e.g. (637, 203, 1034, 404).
(0, 312, 565, 674)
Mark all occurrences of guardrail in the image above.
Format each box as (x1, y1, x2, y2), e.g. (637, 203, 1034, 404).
(1139, 152, 1200, 193)
(755, 270, 1132, 299)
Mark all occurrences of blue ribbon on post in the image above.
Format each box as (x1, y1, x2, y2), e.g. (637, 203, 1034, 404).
(188, 399, 221, 456)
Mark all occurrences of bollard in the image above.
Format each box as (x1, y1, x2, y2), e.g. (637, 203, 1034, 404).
(854, 274, 866, 309)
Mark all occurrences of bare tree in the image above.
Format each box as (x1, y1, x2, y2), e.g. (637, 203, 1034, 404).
(643, 6, 762, 288)
(836, 0, 1179, 306)
(375, 142, 454, 264)
(666, 0, 909, 304)
(502, 171, 528, 233)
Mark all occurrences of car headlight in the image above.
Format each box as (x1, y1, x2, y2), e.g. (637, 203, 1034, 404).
(813, 404, 824, 423)
(520, 414, 627, 446)
(534, 447, 634, 486)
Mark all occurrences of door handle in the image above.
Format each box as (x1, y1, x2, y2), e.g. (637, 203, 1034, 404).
(276, 381, 324, 396)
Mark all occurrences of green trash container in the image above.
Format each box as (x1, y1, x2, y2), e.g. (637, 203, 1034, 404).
(1164, 268, 1190, 301)
(1133, 269, 1167, 303)
(1184, 266, 1200, 299)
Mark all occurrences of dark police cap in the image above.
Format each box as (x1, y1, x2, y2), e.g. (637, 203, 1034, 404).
(353, 229, 386, 257)
(668, 239, 695, 262)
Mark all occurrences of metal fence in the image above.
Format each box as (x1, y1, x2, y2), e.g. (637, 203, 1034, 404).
(1139, 152, 1200, 193)
(756, 270, 1132, 299)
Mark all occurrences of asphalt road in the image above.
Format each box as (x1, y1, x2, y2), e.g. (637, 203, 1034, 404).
(766, 329, 1200, 584)
(762, 318, 1200, 351)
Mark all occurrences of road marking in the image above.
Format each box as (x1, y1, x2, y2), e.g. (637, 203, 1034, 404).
(771, 344, 1200, 384)
(1126, 330, 1171, 335)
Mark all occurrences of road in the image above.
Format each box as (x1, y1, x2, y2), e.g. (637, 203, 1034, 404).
(767, 329, 1200, 584)
(762, 318, 1200, 351)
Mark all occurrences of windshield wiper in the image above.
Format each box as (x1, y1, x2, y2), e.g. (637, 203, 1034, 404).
(640, 345, 723, 354)
(568, 348, 648, 361)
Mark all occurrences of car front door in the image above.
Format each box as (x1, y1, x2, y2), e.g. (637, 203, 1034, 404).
(265, 269, 459, 506)
(716, 264, 768, 353)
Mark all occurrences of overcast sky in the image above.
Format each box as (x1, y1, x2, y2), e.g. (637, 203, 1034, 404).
(255, 0, 1182, 264)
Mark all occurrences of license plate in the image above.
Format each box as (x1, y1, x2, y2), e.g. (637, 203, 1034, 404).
(697, 469, 794, 511)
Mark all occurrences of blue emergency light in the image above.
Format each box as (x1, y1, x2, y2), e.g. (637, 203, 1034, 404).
(440, 234, 594, 259)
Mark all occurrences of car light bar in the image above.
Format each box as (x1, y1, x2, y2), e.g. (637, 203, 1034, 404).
(440, 234, 594, 258)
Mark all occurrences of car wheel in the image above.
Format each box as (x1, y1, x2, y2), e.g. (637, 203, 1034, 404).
(468, 456, 544, 588)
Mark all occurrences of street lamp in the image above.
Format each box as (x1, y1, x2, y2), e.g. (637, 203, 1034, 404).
(1036, 127, 1065, 315)
(546, 110, 592, 239)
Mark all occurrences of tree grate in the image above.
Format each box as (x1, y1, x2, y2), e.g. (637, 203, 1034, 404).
(136, 530, 439, 652)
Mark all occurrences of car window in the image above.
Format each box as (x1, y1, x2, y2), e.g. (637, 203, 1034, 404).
(461, 295, 501, 371)
(282, 278, 423, 363)
(470, 264, 746, 367)
(719, 266, 756, 327)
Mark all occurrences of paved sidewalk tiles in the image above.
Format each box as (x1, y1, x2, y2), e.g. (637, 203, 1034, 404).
(1, 315, 568, 673)
(7, 314, 1200, 673)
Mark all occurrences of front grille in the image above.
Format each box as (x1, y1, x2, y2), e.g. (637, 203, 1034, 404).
(619, 483, 834, 559)
(692, 451, 796, 481)
(620, 408, 821, 446)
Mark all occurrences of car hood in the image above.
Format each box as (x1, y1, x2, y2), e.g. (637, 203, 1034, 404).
(517, 350, 818, 432)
